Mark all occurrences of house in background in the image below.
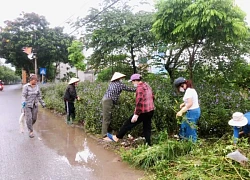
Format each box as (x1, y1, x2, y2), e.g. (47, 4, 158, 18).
(55, 62, 95, 82)
(144, 52, 168, 75)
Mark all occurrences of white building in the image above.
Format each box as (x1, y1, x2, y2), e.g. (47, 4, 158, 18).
(55, 62, 95, 82)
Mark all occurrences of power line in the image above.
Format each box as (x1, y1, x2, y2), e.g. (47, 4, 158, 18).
(57, 0, 94, 27)
(69, 0, 120, 35)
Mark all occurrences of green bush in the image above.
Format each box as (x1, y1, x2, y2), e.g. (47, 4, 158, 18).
(41, 73, 250, 138)
(196, 80, 250, 137)
(96, 64, 134, 82)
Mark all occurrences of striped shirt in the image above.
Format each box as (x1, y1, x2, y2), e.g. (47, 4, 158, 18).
(104, 80, 136, 104)
(134, 82, 154, 115)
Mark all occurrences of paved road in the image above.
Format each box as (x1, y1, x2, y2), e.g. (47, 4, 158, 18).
(0, 84, 143, 180)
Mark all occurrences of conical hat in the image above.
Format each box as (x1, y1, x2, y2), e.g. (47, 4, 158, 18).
(110, 72, 126, 81)
(68, 77, 80, 84)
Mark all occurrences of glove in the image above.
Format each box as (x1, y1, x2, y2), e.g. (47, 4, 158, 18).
(22, 102, 26, 108)
(131, 114, 139, 123)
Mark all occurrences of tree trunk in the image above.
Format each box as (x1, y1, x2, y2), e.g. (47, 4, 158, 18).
(165, 65, 173, 80)
(188, 52, 195, 81)
(187, 45, 198, 81)
(130, 46, 136, 73)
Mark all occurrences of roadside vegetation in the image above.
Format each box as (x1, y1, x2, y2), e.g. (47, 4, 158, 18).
(1, 0, 250, 178)
(41, 73, 250, 179)
(0, 65, 20, 84)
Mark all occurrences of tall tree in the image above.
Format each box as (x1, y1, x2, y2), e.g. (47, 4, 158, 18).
(77, 1, 156, 73)
(67, 40, 86, 77)
(152, 0, 249, 80)
(0, 12, 73, 79)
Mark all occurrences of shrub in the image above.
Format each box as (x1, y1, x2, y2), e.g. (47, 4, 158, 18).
(41, 73, 250, 138)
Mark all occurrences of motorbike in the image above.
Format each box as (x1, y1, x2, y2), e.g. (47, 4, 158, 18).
(0, 84, 3, 91)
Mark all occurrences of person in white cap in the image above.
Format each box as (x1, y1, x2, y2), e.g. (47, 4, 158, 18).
(101, 72, 136, 137)
(228, 112, 250, 144)
(64, 77, 80, 124)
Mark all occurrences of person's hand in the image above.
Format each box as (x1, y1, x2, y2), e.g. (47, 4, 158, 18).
(42, 104, 46, 108)
(77, 97, 80, 101)
(176, 106, 188, 118)
(22, 102, 26, 108)
(131, 114, 139, 123)
(179, 103, 185, 109)
(176, 111, 183, 117)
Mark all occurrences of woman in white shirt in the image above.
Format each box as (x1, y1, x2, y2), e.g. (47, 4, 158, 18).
(174, 77, 201, 142)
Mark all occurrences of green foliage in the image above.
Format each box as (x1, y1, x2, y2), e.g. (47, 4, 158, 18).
(96, 68, 113, 82)
(120, 132, 250, 180)
(0, 65, 20, 84)
(41, 83, 66, 114)
(41, 73, 250, 138)
(80, 2, 155, 73)
(0, 12, 73, 79)
(61, 71, 76, 82)
(96, 63, 134, 82)
(196, 79, 250, 137)
(152, 0, 250, 80)
(68, 40, 86, 72)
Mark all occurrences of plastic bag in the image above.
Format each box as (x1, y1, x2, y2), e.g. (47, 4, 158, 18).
(226, 150, 248, 163)
(19, 112, 25, 133)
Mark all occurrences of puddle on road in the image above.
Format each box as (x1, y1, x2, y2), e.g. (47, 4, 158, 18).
(34, 108, 144, 179)
(35, 108, 100, 168)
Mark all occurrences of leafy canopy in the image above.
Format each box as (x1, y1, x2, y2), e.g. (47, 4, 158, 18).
(152, 0, 250, 79)
(0, 12, 74, 79)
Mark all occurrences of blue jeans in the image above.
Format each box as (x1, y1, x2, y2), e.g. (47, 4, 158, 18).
(179, 107, 201, 142)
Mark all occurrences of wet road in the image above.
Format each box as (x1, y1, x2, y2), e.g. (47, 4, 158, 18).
(0, 84, 144, 180)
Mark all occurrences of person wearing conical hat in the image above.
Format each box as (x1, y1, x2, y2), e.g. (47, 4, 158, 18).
(104, 74, 155, 146)
(64, 77, 80, 124)
(228, 112, 250, 144)
(101, 72, 136, 137)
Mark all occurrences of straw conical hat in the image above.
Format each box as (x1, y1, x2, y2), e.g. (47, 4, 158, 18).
(68, 77, 80, 84)
(111, 72, 126, 81)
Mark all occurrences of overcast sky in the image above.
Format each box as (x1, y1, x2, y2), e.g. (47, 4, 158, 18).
(0, 0, 155, 33)
(0, 0, 249, 68)
(0, 0, 249, 32)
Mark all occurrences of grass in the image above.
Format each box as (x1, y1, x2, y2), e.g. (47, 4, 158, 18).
(119, 133, 250, 180)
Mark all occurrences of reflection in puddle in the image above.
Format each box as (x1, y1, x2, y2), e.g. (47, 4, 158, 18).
(35, 108, 144, 179)
(75, 139, 96, 163)
(56, 156, 71, 166)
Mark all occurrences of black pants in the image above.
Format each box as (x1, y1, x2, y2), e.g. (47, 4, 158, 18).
(65, 101, 75, 119)
(116, 110, 154, 146)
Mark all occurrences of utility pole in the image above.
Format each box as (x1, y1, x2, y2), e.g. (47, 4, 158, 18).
(33, 53, 38, 76)
(31, 33, 37, 76)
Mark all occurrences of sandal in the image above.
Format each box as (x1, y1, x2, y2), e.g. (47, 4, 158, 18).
(29, 133, 34, 138)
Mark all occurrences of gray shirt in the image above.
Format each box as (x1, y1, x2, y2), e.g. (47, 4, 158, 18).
(22, 83, 45, 108)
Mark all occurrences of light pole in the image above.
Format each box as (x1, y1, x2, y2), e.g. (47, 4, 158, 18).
(31, 34, 38, 76)
(33, 53, 38, 76)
